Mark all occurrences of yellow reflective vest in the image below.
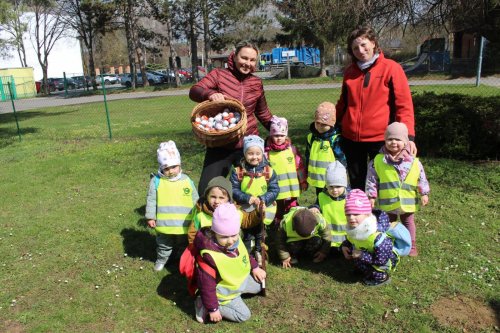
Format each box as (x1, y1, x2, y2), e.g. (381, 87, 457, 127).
(318, 192, 347, 247)
(282, 207, 325, 243)
(268, 147, 301, 200)
(307, 133, 337, 188)
(156, 177, 197, 234)
(374, 154, 420, 213)
(193, 209, 244, 230)
(240, 169, 277, 225)
(347, 232, 395, 272)
(200, 240, 251, 305)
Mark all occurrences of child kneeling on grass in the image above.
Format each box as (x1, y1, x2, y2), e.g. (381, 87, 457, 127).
(193, 203, 266, 323)
(145, 141, 198, 272)
(341, 189, 398, 286)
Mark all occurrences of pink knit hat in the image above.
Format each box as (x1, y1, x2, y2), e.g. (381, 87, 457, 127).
(345, 189, 372, 215)
(315, 102, 336, 126)
(270, 115, 288, 136)
(385, 122, 409, 143)
(211, 203, 241, 236)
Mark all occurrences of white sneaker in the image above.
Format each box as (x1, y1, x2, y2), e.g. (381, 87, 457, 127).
(194, 296, 206, 323)
(153, 262, 165, 272)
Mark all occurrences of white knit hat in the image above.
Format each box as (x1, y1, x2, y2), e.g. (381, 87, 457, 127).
(157, 141, 181, 169)
(325, 161, 347, 187)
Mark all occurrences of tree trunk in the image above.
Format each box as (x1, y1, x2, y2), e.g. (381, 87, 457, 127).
(16, 16, 28, 67)
(319, 43, 327, 77)
(202, 1, 211, 71)
(165, 15, 180, 87)
(125, 0, 137, 89)
(188, 2, 198, 82)
(136, 45, 149, 87)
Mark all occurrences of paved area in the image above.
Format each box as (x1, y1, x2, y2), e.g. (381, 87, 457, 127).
(1, 77, 498, 114)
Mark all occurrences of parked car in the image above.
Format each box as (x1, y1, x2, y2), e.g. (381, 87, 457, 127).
(156, 69, 186, 83)
(57, 78, 78, 91)
(98, 74, 120, 85)
(120, 72, 163, 88)
(71, 76, 92, 88)
(39, 78, 60, 92)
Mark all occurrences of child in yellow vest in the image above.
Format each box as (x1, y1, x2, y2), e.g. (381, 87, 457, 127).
(276, 207, 332, 268)
(264, 116, 307, 226)
(230, 135, 279, 265)
(309, 161, 349, 256)
(305, 102, 346, 198)
(193, 203, 266, 323)
(341, 189, 397, 286)
(145, 141, 199, 271)
(366, 122, 430, 256)
(187, 176, 233, 244)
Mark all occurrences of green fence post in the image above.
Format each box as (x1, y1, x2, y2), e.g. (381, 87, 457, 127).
(7, 82, 22, 142)
(475, 36, 485, 87)
(10, 76, 17, 100)
(63, 72, 68, 98)
(100, 75, 112, 139)
(0, 77, 5, 102)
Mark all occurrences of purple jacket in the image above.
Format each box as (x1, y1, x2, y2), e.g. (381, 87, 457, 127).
(194, 229, 258, 312)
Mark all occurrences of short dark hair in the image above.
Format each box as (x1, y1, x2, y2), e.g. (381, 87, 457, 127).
(347, 26, 380, 61)
(234, 40, 259, 56)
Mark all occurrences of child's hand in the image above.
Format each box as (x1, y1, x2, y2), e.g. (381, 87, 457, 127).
(249, 196, 261, 207)
(282, 257, 292, 269)
(300, 183, 308, 192)
(147, 219, 156, 228)
(409, 141, 418, 156)
(309, 207, 320, 215)
(342, 246, 352, 260)
(421, 195, 429, 206)
(313, 251, 327, 263)
(369, 198, 376, 208)
(252, 267, 267, 282)
(351, 249, 362, 259)
(209, 310, 222, 323)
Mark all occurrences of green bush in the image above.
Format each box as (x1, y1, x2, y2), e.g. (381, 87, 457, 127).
(414, 92, 500, 159)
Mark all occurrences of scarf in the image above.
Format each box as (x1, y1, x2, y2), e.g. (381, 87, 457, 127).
(381, 144, 412, 163)
(158, 169, 183, 182)
(346, 214, 378, 241)
(357, 53, 380, 71)
(265, 138, 290, 152)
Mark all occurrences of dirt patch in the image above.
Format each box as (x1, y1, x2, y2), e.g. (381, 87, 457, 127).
(0, 320, 25, 333)
(430, 295, 498, 331)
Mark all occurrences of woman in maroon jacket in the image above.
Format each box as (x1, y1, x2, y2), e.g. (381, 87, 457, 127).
(189, 41, 273, 194)
(336, 26, 416, 190)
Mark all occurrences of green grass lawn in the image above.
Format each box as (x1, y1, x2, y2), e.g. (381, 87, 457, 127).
(0, 87, 499, 332)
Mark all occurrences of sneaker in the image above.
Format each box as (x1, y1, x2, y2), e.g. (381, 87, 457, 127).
(194, 296, 206, 323)
(153, 262, 165, 272)
(363, 276, 391, 287)
(290, 257, 298, 265)
(254, 251, 263, 267)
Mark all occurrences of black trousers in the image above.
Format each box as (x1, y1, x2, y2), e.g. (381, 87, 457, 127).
(197, 147, 243, 195)
(341, 137, 384, 190)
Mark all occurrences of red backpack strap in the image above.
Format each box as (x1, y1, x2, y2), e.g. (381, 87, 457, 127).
(263, 165, 271, 182)
(235, 166, 245, 182)
(195, 254, 216, 279)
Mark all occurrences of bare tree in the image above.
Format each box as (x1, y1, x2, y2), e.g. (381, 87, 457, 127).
(0, 0, 29, 67)
(28, 0, 67, 94)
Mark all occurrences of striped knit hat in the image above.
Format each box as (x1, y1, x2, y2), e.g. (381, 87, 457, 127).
(345, 189, 371, 215)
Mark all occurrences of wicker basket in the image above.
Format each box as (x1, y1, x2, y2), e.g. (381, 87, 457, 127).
(191, 98, 247, 147)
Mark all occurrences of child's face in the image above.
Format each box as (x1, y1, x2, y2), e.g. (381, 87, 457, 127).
(314, 122, 331, 133)
(214, 232, 240, 249)
(271, 135, 286, 145)
(327, 186, 345, 198)
(385, 137, 405, 155)
(207, 187, 229, 210)
(346, 213, 370, 228)
(244, 146, 263, 166)
(162, 165, 180, 178)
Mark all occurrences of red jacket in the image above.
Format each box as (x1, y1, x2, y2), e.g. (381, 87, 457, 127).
(189, 53, 273, 149)
(336, 52, 415, 142)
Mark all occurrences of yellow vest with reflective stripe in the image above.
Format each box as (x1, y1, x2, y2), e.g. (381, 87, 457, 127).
(200, 240, 250, 305)
(240, 171, 277, 225)
(347, 232, 394, 272)
(194, 210, 244, 230)
(374, 154, 420, 213)
(318, 192, 347, 247)
(282, 207, 324, 243)
(156, 177, 196, 234)
(268, 148, 300, 199)
(307, 133, 337, 188)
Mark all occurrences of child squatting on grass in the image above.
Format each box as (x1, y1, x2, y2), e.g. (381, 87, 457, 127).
(305, 102, 346, 199)
(264, 115, 308, 225)
(193, 203, 266, 323)
(186, 176, 235, 244)
(341, 189, 398, 286)
(309, 161, 350, 256)
(365, 122, 430, 256)
(145, 141, 199, 272)
(230, 135, 279, 266)
(276, 207, 332, 268)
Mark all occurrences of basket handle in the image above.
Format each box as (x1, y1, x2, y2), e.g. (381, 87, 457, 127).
(191, 97, 244, 118)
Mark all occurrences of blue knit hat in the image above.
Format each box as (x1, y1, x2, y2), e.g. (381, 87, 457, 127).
(243, 135, 264, 154)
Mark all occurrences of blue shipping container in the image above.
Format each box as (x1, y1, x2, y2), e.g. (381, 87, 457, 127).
(270, 47, 320, 65)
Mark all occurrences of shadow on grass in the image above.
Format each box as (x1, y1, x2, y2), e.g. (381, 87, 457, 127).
(156, 268, 194, 317)
(120, 227, 156, 262)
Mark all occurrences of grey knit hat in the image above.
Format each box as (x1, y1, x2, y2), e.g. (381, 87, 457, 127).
(325, 161, 347, 187)
(205, 176, 233, 201)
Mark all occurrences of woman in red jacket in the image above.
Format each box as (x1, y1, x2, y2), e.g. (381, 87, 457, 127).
(336, 26, 416, 190)
(189, 41, 273, 194)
